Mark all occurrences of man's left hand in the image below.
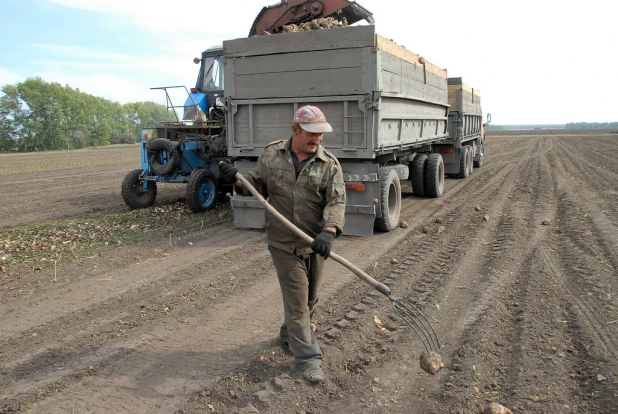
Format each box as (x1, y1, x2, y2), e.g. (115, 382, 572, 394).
(311, 230, 336, 259)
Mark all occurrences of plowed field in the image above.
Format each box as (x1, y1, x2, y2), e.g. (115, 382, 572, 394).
(1, 131, 617, 413)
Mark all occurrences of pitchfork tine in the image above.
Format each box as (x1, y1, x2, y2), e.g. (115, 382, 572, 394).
(392, 298, 440, 353)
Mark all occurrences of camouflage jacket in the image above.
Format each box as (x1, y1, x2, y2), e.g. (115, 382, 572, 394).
(241, 137, 346, 255)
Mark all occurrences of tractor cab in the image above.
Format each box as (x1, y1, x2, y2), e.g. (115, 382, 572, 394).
(183, 47, 225, 123)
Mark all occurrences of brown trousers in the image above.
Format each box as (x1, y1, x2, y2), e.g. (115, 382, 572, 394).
(268, 245, 325, 368)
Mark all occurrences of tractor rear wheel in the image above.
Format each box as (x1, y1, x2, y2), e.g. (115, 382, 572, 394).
(121, 169, 157, 209)
(186, 169, 218, 212)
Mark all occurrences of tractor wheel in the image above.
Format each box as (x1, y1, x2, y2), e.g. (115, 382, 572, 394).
(186, 169, 218, 212)
(458, 147, 469, 179)
(121, 169, 157, 209)
(147, 138, 179, 175)
(374, 167, 402, 232)
(425, 154, 445, 198)
(410, 154, 428, 197)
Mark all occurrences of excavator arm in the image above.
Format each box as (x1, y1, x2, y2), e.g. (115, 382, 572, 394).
(249, 0, 374, 36)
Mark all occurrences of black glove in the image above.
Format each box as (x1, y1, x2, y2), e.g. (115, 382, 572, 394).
(311, 230, 336, 259)
(218, 162, 239, 184)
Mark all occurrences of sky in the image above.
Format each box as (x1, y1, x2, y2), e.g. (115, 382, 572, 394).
(0, 0, 614, 125)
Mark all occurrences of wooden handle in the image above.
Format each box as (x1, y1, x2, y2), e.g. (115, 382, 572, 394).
(235, 173, 391, 297)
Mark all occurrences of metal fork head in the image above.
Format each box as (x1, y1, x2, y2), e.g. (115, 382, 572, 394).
(391, 297, 440, 353)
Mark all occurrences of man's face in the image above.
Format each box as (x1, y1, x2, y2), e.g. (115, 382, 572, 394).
(292, 124, 323, 155)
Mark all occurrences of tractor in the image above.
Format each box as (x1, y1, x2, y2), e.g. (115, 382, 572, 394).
(121, 47, 229, 212)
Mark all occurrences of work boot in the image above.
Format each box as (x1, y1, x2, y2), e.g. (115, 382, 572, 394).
(303, 366, 324, 383)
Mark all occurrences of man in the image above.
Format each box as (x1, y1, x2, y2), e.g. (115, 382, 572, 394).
(219, 105, 346, 383)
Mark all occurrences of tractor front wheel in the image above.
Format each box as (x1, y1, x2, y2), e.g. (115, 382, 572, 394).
(121, 169, 157, 209)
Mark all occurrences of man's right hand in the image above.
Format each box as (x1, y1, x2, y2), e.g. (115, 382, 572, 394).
(218, 163, 239, 184)
(311, 230, 336, 259)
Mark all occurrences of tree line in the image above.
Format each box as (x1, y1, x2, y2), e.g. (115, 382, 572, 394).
(0, 77, 174, 152)
(565, 122, 618, 129)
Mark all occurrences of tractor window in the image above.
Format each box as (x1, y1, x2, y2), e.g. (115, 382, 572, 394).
(201, 55, 223, 92)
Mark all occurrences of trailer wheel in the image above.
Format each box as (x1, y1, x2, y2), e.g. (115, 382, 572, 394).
(186, 169, 218, 212)
(467, 147, 474, 175)
(458, 147, 469, 179)
(410, 154, 428, 197)
(121, 169, 157, 209)
(474, 153, 483, 168)
(474, 140, 484, 168)
(147, 138, 179, 175)
(374, 167, 402, 232)
(425, 154, 444, 198)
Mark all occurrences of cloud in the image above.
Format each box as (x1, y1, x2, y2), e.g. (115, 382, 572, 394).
(35, 70, 163, 104)
(49, 0, 260, 37)
(28, 43, 200, 104)
(31, 44, 130, 61)
(0, 68, 25, 87)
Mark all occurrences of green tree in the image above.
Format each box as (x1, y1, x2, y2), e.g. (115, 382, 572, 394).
(0, 77, 172, 152)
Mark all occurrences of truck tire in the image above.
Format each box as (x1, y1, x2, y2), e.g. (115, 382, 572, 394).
(474, 140, 484, 168)
(467, 146, 474, 175)
(147, 138, 179, 175)
(410, 154, 428, 197)
(425, 154, 444, 198)
(458, 147, 469, 179)
(186, 169, 218, 212)
(121, 169, 157, 209)
(474, 154, 483, 168)
(374, 167, 402, 232)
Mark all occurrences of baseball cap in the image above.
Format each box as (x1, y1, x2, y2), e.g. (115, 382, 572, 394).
(293, 105, 333, 133)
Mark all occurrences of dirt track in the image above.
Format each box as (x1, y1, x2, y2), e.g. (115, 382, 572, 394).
(1, 131, 617, 413)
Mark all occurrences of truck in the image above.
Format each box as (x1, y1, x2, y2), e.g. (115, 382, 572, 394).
(225, 24, 490, 236)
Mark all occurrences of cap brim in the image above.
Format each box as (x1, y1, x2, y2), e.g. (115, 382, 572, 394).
(299, 122, 333, 133)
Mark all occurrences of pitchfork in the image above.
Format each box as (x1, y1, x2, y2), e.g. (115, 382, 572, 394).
(234, 173, 441, 354)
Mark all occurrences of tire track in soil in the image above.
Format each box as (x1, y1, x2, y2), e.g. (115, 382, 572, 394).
(424, 136, 618, 413)
(550, 137, 618, 268)
(0, 226, 273, 399)
(279, 135, 581, 413)
(433, 145, 581, 413)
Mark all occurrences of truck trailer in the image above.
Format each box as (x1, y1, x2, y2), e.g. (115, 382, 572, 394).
(225, 24, 489, 236)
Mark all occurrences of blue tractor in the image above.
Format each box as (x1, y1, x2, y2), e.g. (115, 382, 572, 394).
(121, 47, 230, 212)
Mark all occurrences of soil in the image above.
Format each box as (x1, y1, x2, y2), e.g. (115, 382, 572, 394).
(1, 131, 617, 414)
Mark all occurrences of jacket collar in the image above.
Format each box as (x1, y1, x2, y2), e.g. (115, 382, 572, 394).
(277, 136, 328, 162)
